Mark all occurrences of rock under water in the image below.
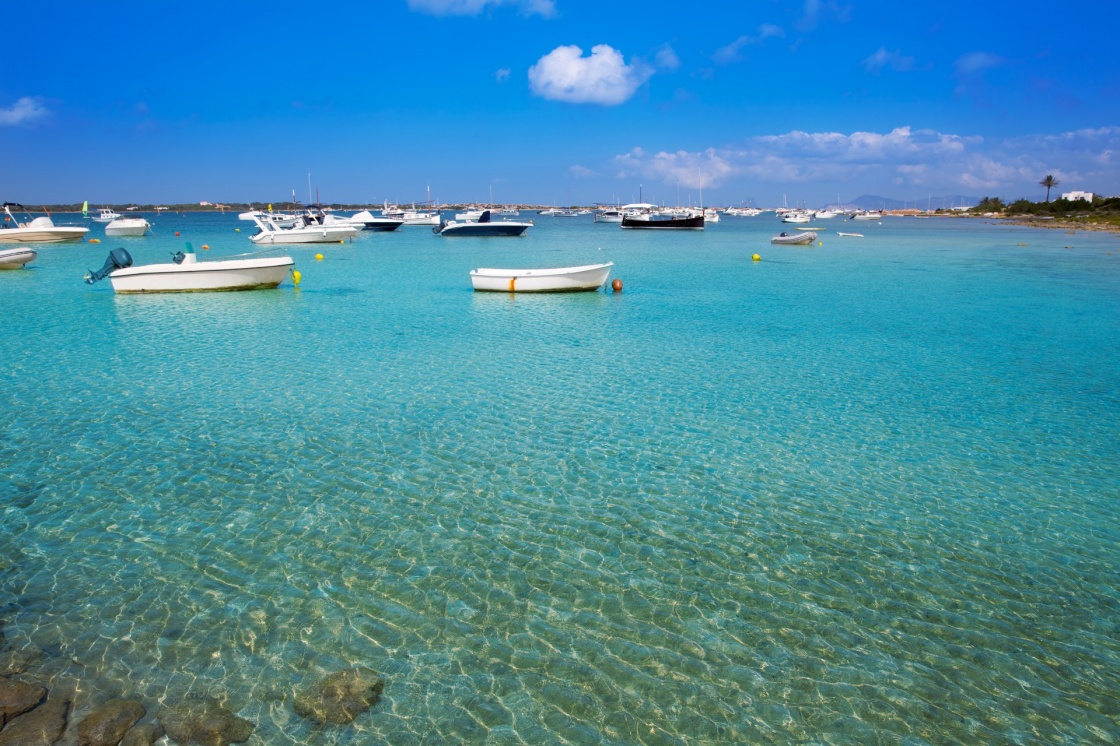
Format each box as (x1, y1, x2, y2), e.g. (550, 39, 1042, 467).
(293, 667, 384, 725)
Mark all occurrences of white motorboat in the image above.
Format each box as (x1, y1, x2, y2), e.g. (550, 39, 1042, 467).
(239, 209, 299, 228)
(594, 208, 624, 223)
(92, 207, 122, 223)
(104, 216, 151, 237)
(1, 203, 90, 243)
(703, 207, 721, 223)
(379, 205, 440, 226)
(781, 212, 812, 224)
(470, 262, 613, 293)
(851, 211, 883, 221)
(494, 207, 520, 216)
(85, 244, 294, 293)
(248, 214, 357, 244)
(348, 210, 405, 231)
(771, 231, 818, 245)
(837, 232, 864, 237)
(814, 210, 838, 219)
(434, 210, 532, 236)
(0, 246, 37, 269)
(455, 208, 485, 221)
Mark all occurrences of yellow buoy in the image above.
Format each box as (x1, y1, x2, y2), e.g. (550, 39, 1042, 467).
(752, 253, 761, 261)
(315, 253, 324, 261)
(235, 228, 241, 232)
(339, 240, 344, 244)
(818, 241, 822, 246)
(292, 270, 302, 286)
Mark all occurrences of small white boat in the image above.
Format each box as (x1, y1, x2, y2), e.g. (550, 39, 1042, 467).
(771, 231, 818, 245)
(248, 214, 357, 244)
(239, 209, 299, 228)
(837, 232, 864, 237)
(594, 208, 624, 223)
(348, 210, 405, 231)
(435, 210, 532, 237)
(1, 203, 90, 243)
(378, 205, 440, 226)
(814, 210, 838, 219)
(85, 244, 294, 293)
(92, 207, 122, 223)
(104, 216, 151, 237)
(781, 212, 812, 224)
(470, 262, 613, 293)
(851, 211, 882, 221)
(0, 246, 37, 269)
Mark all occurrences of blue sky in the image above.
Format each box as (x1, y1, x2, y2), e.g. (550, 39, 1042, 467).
(3, 0, 1118, 207)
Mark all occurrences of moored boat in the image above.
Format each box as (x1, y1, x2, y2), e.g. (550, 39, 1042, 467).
(434, 210, 532, 237)
(621, 213, 704, 230)
(104, 216, 151, 237)
(348, 210, 405, 231)
(470, 262, 613, 293)
(0, 246, 37, 269)
(1, 203, 90, 243)
(92, 207, 122, 223)
(771, 231, 818, 245)
(248, 214, 358, 244)
(85, 244, 294, 293)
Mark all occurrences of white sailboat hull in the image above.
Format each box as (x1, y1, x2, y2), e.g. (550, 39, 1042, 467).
(249, 226, 357, 244)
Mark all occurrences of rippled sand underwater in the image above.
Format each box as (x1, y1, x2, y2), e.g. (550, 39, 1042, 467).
(2, 214, 1119, 743)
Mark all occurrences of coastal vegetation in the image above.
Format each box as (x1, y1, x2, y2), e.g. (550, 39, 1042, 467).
(967, 193, 1120, 228)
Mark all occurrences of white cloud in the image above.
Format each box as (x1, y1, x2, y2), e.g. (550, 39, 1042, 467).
(612, 126, 1120, 198)
(955, 51, 1005, 75)
(407, 0, 555, 17)
(713, 24, 784, 65)
(569, 164, 595, 178)
(529, 44, 653, 105)
(862, 47, 915, 74)
(0, 96, 48, 126)
(495, 68, 511, 83)
(797, 0, 851, 31)
(655, 45, 680, 72)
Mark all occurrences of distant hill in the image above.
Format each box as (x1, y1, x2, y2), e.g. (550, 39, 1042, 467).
(848, 195, 979, 211)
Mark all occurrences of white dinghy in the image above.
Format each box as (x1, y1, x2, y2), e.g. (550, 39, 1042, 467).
(470, 262, 613, 293)
(86, 243, 294, 294)
(0, 246, 37, 269)
(770, 231, 818, 245)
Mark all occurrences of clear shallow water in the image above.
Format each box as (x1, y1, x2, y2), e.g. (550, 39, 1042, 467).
(2, 213, 1119, 744)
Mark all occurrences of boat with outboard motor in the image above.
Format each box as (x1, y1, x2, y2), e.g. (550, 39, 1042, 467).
(771, 231, 818, 245)
(470, 262, 613, 293)
(434, 210, 532, 237)
(85, 243, 294, 293)
(1, 203, 90, 243)
(0, 246, 37, 269)
(347, 210, 406, 231)
(248, 213, 358, 244)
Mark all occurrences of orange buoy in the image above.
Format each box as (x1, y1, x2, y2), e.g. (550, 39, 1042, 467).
(201, 244, 210, 250)
(174, 231, 180, 236)
(611, 278, 623, 293)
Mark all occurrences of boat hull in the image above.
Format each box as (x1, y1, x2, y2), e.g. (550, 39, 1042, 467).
(771, 231, 818, 245)
(109, 257, 294, 293)
(105, 221, 150, 237)
(437, 222, 531, 237)
(621, 215, 704, 230)
(249, 227, 357, 244)
(470, 262, 613, 293)
(0, 227, 89, 243)
(0, 247, 37, 269)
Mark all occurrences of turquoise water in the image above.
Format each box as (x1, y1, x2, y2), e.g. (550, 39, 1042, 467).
(2, 213, 1119, 744)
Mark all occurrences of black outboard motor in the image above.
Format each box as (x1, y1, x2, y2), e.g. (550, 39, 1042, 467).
(85, 247, 133, 284)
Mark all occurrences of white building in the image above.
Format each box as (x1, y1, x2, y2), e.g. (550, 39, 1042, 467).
(1061, 191, 1094, 202)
